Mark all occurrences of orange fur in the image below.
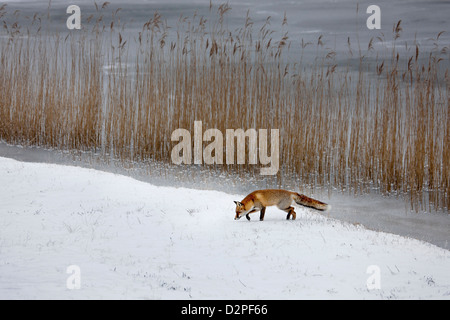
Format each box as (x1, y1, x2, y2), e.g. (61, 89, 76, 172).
(234, 189, 330, 221)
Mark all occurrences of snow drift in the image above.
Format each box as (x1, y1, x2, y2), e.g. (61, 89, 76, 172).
(0, 156, 449, 299)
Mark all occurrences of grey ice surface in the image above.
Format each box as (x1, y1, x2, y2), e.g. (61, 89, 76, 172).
(2, 0, 449, 56)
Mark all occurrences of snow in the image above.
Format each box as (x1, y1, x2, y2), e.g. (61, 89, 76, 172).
(0, 156, 449, 299)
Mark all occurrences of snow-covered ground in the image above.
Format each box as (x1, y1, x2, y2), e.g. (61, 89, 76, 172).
(0, 156, 449, 299)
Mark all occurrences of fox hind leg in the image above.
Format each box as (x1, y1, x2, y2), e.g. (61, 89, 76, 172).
(277, 199, 296, 220)
(290, 208, 296, 220)
(281, 206, 296, 220)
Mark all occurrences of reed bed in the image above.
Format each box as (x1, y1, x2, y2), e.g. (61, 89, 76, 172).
(0, 3, 448, 212)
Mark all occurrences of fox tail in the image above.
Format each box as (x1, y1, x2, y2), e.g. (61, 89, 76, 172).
(293, 193, 331, 211)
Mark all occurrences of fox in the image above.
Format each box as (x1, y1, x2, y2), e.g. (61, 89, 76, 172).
(234, 189, 330, 221)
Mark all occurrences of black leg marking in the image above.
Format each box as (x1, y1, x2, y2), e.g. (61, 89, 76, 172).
(259, 207, 266, 221)
(246, 208, 260, 221)
(283, 206, 296, 220)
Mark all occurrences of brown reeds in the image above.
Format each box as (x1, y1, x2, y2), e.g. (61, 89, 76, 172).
(0, 3, 448, 212)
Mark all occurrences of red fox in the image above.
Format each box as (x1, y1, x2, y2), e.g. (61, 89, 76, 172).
(234, 189, 330, 221)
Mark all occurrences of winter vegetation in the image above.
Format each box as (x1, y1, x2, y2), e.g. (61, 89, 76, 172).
(0, 3, 448, 212)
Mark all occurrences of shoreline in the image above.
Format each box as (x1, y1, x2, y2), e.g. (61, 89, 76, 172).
(1, 141, 448, 250)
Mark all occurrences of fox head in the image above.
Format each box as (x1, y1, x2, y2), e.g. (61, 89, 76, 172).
(234, 201, 246, 220)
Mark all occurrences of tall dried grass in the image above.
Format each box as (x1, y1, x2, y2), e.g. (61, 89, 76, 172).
(0, 3, 448, 212)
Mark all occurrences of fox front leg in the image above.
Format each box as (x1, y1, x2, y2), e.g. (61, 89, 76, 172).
(259, 207, 266, 221)
(245, 208, 259, 221)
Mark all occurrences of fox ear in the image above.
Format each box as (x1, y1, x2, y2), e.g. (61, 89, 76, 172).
(233, 201, 240, 206)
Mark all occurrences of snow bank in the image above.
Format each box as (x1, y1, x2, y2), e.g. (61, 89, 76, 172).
(0, 157, 449, 299)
